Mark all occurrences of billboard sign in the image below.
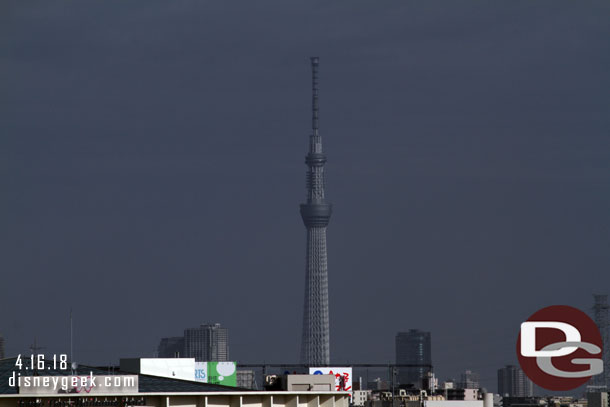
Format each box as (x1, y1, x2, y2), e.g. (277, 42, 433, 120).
(195, 362, 237, 387)
(195, 362, 208, 382)
(309, 367, 352, 392)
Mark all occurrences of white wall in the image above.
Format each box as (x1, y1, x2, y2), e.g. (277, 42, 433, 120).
(141, 358, 196, 381)
(121, 358, 196, 381)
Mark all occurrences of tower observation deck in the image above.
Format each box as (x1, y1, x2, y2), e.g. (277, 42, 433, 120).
(299, 57, 332, 366)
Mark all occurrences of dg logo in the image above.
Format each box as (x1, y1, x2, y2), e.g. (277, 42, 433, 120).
(517, 305, 604, 391)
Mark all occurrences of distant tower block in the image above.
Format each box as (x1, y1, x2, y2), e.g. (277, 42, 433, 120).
(592, 294, 609, 389)
(184, 323, 229, 362)
(300, 57, 332, 366)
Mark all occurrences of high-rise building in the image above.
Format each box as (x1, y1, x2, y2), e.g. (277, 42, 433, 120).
(0, 334, 5, 359)
(459, 370, 480, 389)
(157, 336, 185, 358)
(300, 57, 332, 366)
(184, 323, 229, 362)
(592, 294, 609, 390)
(587, 391, 609, 407)
(497, 365, 533, 397)
(395, 330, 432, 386)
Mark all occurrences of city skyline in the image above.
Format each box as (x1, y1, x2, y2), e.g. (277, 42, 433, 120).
(2, 0, 610, 394)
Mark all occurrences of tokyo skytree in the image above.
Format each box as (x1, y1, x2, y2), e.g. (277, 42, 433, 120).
(299, 57, 332, 366)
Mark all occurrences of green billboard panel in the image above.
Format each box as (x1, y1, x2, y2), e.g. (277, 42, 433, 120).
(207, 362, 237, 387)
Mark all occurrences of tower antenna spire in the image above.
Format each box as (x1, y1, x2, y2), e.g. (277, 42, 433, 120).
(311, 57, 319, 136)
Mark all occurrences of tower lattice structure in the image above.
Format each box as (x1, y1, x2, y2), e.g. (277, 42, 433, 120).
(299, 57, 332, 366)
(592, 294, 610, 390)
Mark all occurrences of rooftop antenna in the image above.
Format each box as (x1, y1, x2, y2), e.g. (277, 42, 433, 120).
(69, 307, 79, 374)
(29, 337, 45, 354)
(70, 307, 73, 363)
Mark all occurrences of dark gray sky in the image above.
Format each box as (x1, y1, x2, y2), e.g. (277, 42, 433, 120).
(1, 0, 610, 392)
